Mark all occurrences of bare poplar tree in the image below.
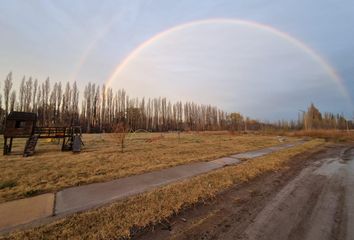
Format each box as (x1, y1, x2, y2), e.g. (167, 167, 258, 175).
(19, 76, 25, 111)
(92, 85, 100, 128)
(71, 82, 79, 123)
(84, 83, 92, 132)
(24, 77, 33, 112)
(56, 82, 62, 121)
(106, 87, 113, 124)
(10, 90, 16, 112)
(101, 84, 106, 131)
(44, 77, 50, 114)
(4, 72, 13, 117)
(36, 85, 42, 118)
(49, 82, 58, 124)
(32, 79, 38, 113)
(62, 82, 71, 124)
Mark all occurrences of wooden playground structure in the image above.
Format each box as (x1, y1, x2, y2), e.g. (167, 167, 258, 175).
(3, 111, 84, 156)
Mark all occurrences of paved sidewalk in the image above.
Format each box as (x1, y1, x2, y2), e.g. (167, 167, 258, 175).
(0, 141, 301, 234)
(56, 142, 298, 215)
(0, 194, 54, 231)
(55, 157, 240, 215)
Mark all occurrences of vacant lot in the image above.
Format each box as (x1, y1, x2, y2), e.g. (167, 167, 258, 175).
(3, 139, 324, 240)
(0, 132, 289, 203)
(283, 129, 354, 142)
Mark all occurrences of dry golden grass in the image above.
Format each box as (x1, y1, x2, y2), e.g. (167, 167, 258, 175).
(0, 132, 288, 203)
(2, 139, 324, 240)
(282, 129, 354, 142)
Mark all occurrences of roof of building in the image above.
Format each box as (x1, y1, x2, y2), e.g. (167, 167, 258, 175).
(7, 111, 37, 121)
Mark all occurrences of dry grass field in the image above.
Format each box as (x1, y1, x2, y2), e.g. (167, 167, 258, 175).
(3, 139, 324, 240)
(283, 129, 354, 142)
(0, 132, 290, 203)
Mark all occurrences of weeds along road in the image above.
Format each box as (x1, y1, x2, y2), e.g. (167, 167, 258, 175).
(136, 144, 354, 240)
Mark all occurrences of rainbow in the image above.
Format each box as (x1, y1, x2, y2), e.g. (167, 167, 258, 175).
(105, 18, 350, 101)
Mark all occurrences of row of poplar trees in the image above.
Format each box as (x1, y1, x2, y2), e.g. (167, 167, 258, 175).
(1, 72, 351, 133)
(0, 72, 242, 132)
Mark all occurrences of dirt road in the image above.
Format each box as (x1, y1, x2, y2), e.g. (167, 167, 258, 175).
(135, 144, 354, 240)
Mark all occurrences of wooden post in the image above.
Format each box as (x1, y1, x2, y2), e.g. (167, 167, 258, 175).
(9, 138, 13, 153)
(3, 137, 7, 155)
(62, 127, 66, 151)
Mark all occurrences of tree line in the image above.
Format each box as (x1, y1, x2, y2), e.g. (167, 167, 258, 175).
(299, 103, 352, 130)
(0, 72, 352, 132)
(0, 72, 231, 132)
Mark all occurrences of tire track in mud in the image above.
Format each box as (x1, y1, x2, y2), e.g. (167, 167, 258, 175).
(243, 147, 351, 240)
(343, 147, 354, 240)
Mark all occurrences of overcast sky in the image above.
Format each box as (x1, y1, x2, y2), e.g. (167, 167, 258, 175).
(0, 0, 353, 120)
